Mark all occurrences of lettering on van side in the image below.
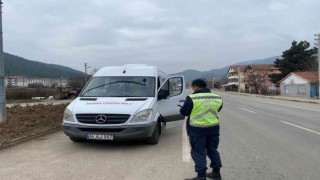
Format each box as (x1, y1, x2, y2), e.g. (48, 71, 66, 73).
(86, 101, 133, 105)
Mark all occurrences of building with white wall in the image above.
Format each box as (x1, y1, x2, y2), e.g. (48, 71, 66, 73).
(5, 76, 69, 88)
(279, 71, 319, 98)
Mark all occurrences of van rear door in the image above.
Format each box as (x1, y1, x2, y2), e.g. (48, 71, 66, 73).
(157, 76, 186, 129)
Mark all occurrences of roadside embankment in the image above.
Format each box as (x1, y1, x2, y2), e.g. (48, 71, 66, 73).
(0, 103, 69, 150)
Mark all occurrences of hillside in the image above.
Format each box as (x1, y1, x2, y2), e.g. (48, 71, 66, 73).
(174, 56, 280, 81)
(4, 52, 86, 78)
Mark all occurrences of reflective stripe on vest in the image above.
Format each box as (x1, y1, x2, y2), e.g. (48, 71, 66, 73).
(189, 93, 222, 127)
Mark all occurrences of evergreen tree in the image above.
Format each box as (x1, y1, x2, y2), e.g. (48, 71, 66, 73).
(269, 41, 318, 84)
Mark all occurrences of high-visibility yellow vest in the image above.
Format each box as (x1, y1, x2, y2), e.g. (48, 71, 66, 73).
(189, 93, 223, 127)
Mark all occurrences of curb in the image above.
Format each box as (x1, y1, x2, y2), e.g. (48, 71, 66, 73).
(258, 96, 320, 104)
(219, 92, 320, 104)
(0, 127, 62, 150)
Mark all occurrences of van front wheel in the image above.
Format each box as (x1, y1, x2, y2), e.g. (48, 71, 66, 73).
(146, 123, 160, 145)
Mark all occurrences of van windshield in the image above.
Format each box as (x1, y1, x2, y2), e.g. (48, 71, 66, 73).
(80, 76, 156, 97)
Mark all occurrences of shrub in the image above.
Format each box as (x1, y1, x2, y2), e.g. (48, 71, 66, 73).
(5, 87, 56, 100)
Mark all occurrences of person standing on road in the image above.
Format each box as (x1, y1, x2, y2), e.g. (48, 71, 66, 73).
(180, 79, 223, 180)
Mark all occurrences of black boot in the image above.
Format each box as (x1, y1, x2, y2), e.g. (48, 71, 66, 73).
(185, 172, 207, 180)
(206, 168, 221, 180)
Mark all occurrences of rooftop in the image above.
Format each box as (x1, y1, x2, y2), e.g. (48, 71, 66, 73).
(293, 71, 319, 83)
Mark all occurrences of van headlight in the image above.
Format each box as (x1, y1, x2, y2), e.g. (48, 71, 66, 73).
(131, 109, 153, 123)
(63, 109, 75, 122)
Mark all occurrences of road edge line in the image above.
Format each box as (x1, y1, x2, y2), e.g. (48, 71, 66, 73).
(237, 107, 257, 113)
(281, 121, 320, 136)
(182, 121, 192, 163)
(219, 91, 320, 104)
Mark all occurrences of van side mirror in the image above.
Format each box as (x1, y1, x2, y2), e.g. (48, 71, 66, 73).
(158, 89, 169, 100)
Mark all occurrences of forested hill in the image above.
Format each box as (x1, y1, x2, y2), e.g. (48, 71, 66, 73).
(173, 56, 280, 81)
(4, 52, 86, 78)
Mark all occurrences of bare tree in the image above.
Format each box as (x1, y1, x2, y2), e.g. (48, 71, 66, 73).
(243, 65, 269, 94)
(201, 73, 214, 89)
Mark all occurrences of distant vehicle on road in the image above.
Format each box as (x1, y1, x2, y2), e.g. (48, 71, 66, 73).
(53, 87, 77, 100)
(62, 64, 186, 144)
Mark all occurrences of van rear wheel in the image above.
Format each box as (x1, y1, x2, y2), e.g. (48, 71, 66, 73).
(146, 123, 160, 145)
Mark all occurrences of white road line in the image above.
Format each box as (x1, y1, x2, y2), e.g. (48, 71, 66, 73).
(281, 121, 320, 135)
(263, 102, 320, 112)
(182, 121, 192, 162)
(237, 107, 257, 113)
(226, 94, 320, 112)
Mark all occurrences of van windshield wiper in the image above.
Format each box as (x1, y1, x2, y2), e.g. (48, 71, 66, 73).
(81, 81, 146, 96)
(111, 95, 144, 97)
(81, 83, 110, 96)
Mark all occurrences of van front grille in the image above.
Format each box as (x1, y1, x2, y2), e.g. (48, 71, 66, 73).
(76, 114, 130, 124)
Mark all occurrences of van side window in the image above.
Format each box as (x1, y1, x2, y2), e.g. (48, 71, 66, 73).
(169, 77, 183, 97)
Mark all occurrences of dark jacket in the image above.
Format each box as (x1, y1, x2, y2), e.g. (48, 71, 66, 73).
(180, 88, 223, 137)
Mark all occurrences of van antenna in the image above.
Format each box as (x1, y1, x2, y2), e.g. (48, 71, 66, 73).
(123, 64, 127, 74)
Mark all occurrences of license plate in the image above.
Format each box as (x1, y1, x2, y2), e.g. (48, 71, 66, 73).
(86, 134, 114, 140)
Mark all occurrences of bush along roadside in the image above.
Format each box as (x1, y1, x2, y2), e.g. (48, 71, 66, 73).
(6, 87, 56, 101)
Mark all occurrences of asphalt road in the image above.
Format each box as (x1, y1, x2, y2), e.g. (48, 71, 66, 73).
(217, 92, 320, 180)
(0, 92, 320, 180)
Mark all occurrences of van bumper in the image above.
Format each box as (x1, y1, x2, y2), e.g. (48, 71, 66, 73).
(61, 122, 157, 141)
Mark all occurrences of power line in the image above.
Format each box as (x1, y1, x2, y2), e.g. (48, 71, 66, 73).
(84, 63, 91, 82)
(314, 34, 320, 99)
(84, 63, 90, 74)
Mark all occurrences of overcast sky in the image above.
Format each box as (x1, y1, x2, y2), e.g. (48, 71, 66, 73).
(3, 0, 320, 74)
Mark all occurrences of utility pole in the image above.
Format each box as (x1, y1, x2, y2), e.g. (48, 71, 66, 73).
(238, 66, 240, 93)
(0, 0, 5, 124)
(315, 34, 320, 99)
(84, 63, 91, 82)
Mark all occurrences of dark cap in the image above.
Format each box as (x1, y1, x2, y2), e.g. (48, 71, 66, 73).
(191, 79, 207, 88)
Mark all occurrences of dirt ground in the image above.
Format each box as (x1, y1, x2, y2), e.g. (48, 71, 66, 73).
(0, 103, 68, 145)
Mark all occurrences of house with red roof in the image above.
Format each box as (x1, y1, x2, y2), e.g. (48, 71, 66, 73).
(223, 64, 280, 93)
(222, 65, 247, 92)
(279, 71, 319, 98)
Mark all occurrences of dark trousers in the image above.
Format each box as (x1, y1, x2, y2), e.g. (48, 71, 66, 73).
(189, 135, 222, 173)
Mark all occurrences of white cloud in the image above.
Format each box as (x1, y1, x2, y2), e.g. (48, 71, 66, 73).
(120, 1, 165, 21)
(116, 28, 171, 40)
(3, 0, 320, 73)
(269, 2, 288, 11)
(185, 27, 210, 39)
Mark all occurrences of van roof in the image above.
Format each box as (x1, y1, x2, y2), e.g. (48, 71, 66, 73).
(93, 64, 162, 77)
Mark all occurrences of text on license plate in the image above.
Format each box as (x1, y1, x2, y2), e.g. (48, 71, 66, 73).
(87, 134, 114, 140)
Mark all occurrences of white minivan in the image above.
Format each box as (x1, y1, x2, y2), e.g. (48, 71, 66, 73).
(62, 64, 186, 144)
